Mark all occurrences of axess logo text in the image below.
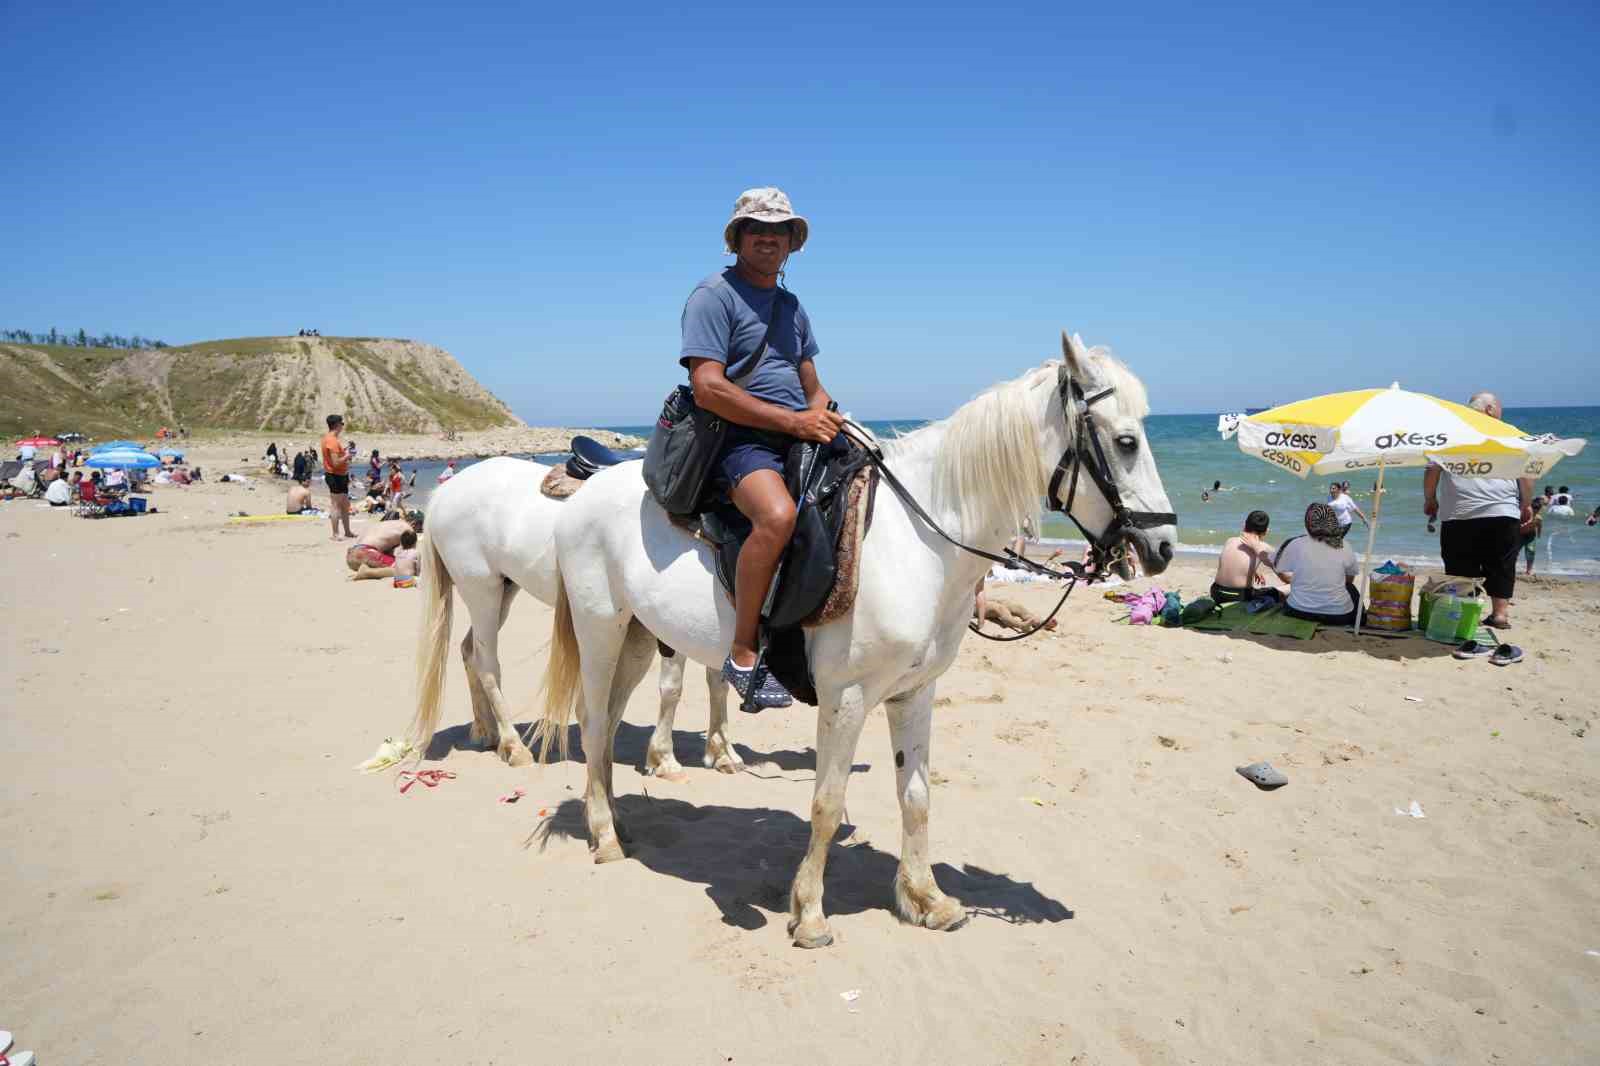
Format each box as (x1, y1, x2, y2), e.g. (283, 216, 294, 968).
(1263, 430, 1320, 449)
(1375, 430, 1449, 449)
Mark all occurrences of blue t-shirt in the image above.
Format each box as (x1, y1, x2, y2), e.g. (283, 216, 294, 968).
(679, 268, 819, 412)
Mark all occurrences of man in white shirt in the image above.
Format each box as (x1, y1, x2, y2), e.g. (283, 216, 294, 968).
(1422, 391, 1531, 630)
(45, 476, 72, 506)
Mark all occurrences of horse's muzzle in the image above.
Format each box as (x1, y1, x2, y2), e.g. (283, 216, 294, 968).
(1128, 526, 1176, 576)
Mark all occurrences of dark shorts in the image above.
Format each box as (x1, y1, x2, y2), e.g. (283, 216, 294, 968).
(715, 426, 794, 490)
(1439, 516, 1519, 599)
(1210, 582, 1281, 606)
(325, 472, 349, 495)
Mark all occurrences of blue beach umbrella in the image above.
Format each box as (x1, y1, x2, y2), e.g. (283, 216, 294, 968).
(85, 450, 161, 470)
(157, 448, 185, 459)
(90, 440, 144, 453)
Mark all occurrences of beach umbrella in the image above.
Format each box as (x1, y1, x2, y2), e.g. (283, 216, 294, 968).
(15, 436, 60, 447)
(90, 440, 145, 453)
(85, 449, 161, 470)
(157, 448, 185, 459)
(1221, 384, 1586, 634)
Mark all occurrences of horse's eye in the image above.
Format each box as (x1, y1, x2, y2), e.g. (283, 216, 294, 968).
(1115, 434, 1138, 453)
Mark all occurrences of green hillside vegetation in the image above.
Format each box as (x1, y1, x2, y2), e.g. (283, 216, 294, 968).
(1, 335, 520, 439)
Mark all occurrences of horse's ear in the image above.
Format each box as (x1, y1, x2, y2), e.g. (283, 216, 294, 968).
(1061, 330, 1087, 376)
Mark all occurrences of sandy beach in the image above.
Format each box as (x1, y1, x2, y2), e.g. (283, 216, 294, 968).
(2, 472, 1597, 1065)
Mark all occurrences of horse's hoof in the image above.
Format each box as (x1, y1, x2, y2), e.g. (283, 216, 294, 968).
(499, 741, 533, 768)
(791, 926, 835, 949)
(925, 901, 970, 932)
(592, 837, 626, 864)
(645, 756, 685, 779)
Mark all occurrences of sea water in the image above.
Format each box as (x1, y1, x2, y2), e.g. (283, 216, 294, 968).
(393, 406, 1600, 578)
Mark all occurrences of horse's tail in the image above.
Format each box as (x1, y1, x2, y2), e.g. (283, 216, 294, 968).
(408, 534, 453, 755)
(533, 570, 582, 764)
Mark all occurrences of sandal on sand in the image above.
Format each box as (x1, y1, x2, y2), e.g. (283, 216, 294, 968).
(2, 1051, 36, 1066)
(1489, 644, 1523, 667)
(1453, 639, 1496, 660)
(1236, 761, 1288, 790)
(1483, 617, 1513, 631)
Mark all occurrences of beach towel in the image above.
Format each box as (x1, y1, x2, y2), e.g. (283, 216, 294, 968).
(1189, 602, 1320, 640)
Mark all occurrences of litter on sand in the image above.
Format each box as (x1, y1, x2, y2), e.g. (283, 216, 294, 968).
(1394, 800, 1427, 818)
(1585, 949, 1600, 957)
(356, 737, 417, 773)
(1403, 695, 1423, 703)
(840, 990, 861, 1002)
(498, 788, 526, 804)
(397, 769, 456, 794)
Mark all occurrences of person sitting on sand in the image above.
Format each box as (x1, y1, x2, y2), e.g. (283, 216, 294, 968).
(351, 528, 421, 583)
(1275, 502, 1361, 626)
(45, 472, 72, 506)
(346, 514, 420, 576)
(287, 477, 314, 514)
(1210, 510, 1286, 604)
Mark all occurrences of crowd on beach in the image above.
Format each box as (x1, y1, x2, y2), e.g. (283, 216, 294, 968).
(4, 436, 202, 512)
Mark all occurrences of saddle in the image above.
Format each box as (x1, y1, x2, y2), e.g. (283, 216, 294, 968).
(539, 435, 633, 498)
(541, 433, 878, 706)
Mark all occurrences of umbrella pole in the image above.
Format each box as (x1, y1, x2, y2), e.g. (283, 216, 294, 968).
(1355, 457, 1387, 637)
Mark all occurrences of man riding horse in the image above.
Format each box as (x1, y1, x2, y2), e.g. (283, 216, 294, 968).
(679, 187, 844, 710)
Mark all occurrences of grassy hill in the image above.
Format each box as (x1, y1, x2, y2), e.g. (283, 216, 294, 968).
(0, 336, 522, 439)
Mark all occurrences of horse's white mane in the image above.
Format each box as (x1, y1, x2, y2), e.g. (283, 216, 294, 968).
(881, 342, 1148, 537)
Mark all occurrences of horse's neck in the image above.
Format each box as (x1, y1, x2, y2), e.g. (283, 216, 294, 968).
(884, 426, 1021, 591)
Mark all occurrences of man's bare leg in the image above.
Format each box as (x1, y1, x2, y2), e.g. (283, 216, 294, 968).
(350, 564, 397, 581)
(727, 469, 795, 668)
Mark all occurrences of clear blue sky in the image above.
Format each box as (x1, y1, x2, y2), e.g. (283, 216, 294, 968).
(5, 1, 1596, 423)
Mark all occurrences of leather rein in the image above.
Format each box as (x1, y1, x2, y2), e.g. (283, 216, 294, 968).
(842, 363, 1175, 643)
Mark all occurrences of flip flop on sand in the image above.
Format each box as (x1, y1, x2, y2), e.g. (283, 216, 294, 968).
(1236, 761, 1288, 790)
(1453, 639, 1496, 660)
(3, 1051, 37, 1066)
(1489, 644, 1524, 667)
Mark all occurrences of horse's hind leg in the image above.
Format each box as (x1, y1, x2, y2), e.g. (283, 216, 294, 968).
(886, 682, 967, 932)
(460, 578, 530, 767)
(603, 621, 657, 840)
(644, 645, 685, 778)
(571, 615, 644, 863)
(702, 667, 743, 774)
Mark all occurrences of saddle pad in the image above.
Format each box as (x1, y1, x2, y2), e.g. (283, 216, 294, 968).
(799, 464, 875, 627)
(540, 465, 582, 499)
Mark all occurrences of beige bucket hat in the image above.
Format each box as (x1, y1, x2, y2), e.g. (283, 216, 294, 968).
(723, 187, 809, 253)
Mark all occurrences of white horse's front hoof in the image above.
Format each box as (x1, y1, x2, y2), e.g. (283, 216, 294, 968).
(498, 739, 533, 768)
(895, 879, 968, 931)
(645, 751, 685, 779)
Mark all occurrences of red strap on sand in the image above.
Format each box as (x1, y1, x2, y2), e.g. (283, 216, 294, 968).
(396, 769, 456, 794)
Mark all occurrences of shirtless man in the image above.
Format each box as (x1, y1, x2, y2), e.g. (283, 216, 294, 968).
(1210, 510, 1287, 604)
(346, 514, 419, 575)
(286, 477, 313, 514)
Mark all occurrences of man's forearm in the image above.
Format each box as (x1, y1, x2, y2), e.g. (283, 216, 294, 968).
(693, 378, 795, 434)
(1518, 477, 1533, 507)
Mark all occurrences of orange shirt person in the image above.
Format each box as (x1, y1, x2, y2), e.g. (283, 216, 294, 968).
(319, 413, 354, 540)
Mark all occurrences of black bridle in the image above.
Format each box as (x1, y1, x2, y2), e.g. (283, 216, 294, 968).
(1046, 364, 1177, 565)
(843, 363, 1175, 643)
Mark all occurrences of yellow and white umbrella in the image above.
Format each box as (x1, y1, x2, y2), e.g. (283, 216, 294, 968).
(1220, 384, 1586, 634)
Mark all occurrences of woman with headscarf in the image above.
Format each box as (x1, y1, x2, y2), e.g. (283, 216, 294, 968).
(1273, 502, 1362, 625)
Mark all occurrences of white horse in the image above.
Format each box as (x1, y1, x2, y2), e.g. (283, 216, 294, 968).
(535, 333, 1176, 947)
(408, 456, 743, 776)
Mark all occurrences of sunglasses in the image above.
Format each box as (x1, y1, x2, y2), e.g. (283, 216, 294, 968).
(742, 221, 791, 238)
